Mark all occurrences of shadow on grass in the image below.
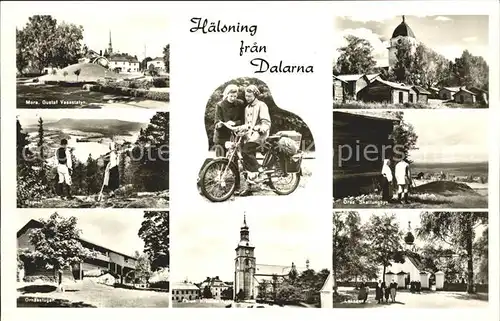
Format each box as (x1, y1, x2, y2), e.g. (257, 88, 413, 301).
(17, 285, 57, 294)
(17, 296, 96, 308)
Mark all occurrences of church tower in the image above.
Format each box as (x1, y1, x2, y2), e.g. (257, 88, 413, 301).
(108, 30, 113, 55)
(388, 15, 418, 68)
(234, 214, 256, 301)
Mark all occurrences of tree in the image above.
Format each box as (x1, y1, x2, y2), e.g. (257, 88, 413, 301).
(418, 212, 488, 293)
(221, 287, 233, 300)
(276, 283, 304, 303)
(138, 211, 169, 271)
(51, 22, 85, 68)
(19, 15, 58, 73)
(452, 50, 489, 90)
(202, 286, 213, 298)
(163, 44, 170, 73)
(389, 111, 418, 162)
(20, 212, 95, 287)
(36, 117, 48, 186)
(17, 119, 30, 170)
(16, 28, 28, 74)
(134, 251, 152, 285)
(85, 154, 99, 195)
(364, 213, 405, 282)
(133, 112, 169, 192)
(333, 212, 378, 289)
(474, 226, 488, 283)
(257, 280, 269, 299)
(390, 38, 415, 84)
(335, 35, 377, 75)
(141, 57, 153, 71)
(74, 68, 81, 82)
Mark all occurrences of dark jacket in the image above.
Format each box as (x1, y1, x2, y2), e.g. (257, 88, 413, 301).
(213, 98, 245, 144)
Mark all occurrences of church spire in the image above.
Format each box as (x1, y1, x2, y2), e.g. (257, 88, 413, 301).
(402, 15, 405, 23)
(240, 212, 250, 243)
(108, 30, 113, 54)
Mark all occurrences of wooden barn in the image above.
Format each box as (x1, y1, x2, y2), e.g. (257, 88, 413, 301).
(410, 86, 431, 104)
(468, 87, 489, 104)
(333, 111, 398, 198)
(357, 79, 411, 104)
(332, 75, 347, 102)
(453, 88, 477, 104)
(438, 87, 460, 100)
(336, 73, 380, 100)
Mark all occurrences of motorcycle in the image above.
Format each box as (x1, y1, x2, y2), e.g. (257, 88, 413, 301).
(199, 123, 304, 202)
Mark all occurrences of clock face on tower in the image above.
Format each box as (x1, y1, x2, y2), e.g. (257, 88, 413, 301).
(245, 249, 249, 254)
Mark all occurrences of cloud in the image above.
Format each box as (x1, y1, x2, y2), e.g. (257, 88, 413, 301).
(333, 28, 389, 66)
(463, 36, 478, 42)
(434, 16, 453, 22)
(341, 13, 396, 23)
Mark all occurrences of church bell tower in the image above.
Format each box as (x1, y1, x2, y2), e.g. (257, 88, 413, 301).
(234, 214, 256, 301)
(108, 30, 113, 55)
(388, 15, 418, 68)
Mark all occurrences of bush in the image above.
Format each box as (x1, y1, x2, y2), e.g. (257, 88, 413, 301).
(150, 281, 169, 290)
(90, 84, 169, 102)
(152, 77, 169, 88)
(24, 275, 57, 283)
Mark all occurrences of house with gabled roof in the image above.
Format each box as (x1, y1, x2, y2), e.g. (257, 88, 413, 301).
(17, 219, 137, 285)
(439, 86, 461, 100)
(358, 78, 412, 104)
(453, 87, 477, 104)
(336, 73, 381, 100)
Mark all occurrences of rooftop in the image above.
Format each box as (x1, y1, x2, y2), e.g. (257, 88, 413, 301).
(18, 219, 137, 261)
(392, 16, 416, 39)
(172, 281, 200, 290)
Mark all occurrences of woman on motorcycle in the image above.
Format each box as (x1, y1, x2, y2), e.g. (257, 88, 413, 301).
(213, 84, 245, 157)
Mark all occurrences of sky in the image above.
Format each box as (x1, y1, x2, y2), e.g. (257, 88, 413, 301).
(352, 210, 487, 248)
(172, 208, 331, 283)
(333, 15, 489, 67)
(17, 210, 146, 258)
(16, 109, 156, 126)
(15, 9, 170, 61)
(401, 110, 488, 163)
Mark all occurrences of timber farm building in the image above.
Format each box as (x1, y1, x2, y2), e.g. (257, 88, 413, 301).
(333, 111, 398, 198)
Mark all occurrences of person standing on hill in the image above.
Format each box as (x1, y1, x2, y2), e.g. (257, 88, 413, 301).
(395, 156, 412, 204)
(103, 142, 120, 198)
(381, 159, 393, 202)
(55, 138, 73, 200)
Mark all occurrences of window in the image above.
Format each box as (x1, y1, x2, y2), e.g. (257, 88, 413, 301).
(460, 95, 464, 103)
(398, 92, 404, 104)
(409, 94, 414, 103)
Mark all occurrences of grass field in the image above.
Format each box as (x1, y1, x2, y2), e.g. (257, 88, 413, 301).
(17, 281, 169, 308)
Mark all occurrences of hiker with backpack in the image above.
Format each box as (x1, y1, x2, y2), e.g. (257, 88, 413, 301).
(54, 138, 73, 199)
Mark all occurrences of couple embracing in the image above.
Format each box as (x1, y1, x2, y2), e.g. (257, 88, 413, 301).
(213, 84, 272, 196)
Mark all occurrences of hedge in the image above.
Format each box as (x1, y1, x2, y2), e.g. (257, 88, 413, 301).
(24, 275, 57, 283)
(90, 84, 169, 102)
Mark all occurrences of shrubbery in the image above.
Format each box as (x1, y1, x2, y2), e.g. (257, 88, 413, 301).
(23, 275, 57, 283)
(90, 80, 169, 102)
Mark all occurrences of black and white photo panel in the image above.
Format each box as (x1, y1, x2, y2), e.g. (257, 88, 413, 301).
(332, 110, 488, 209)
(171, 208, 331, 308)
(16, 109, 169, 209)
(332, 15, 489, 109)
(331, 210, 488, 308)
(16, 210, 169, 308)
(16, 13, 170, 110)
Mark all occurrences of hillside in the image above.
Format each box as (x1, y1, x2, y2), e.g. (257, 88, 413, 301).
(25, 119, 146, 136)
(36, 63, 124, 83)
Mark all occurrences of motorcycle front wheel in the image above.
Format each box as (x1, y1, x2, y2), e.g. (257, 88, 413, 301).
(200, 159, 239, 202)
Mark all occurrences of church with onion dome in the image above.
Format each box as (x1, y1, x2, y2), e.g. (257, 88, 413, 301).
(387, 15, 419, 69)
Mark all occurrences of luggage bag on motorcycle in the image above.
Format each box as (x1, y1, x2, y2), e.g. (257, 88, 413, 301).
(275, 130, 302, 173)
(275, 131, 302, 156)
